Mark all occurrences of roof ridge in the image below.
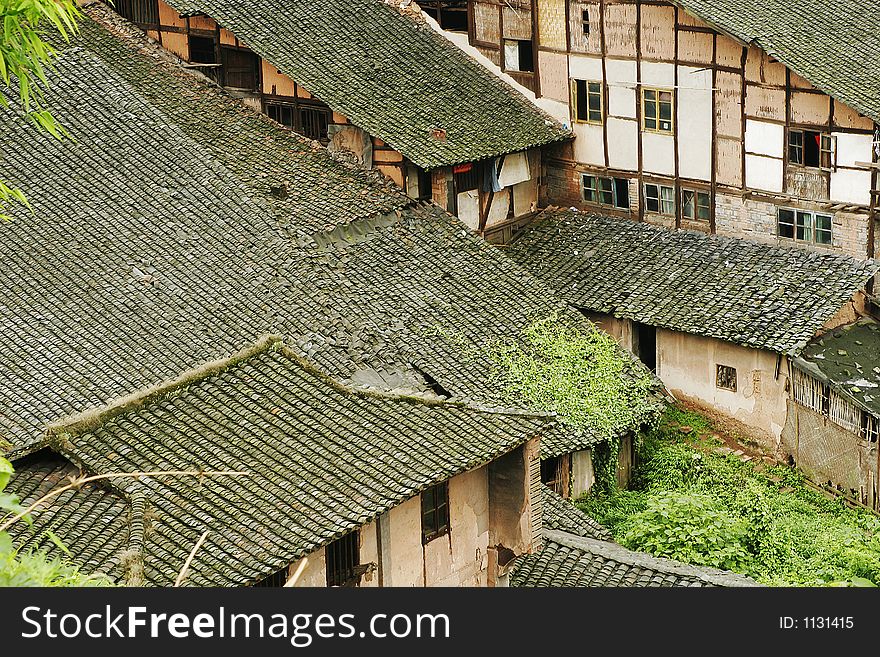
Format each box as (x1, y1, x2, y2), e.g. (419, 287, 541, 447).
(45, 336, 556, 444)
(543, 529, 760, 587)
(46, 335, 283, 440)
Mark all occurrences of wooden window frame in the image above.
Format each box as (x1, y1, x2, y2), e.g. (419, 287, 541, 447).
(421, 482, 450, 544)
(644, 183, 675, 215)
(571, 79, 603, 125)
(581, 8, 590, 35)
(716, 364, 737, 392)
(582, 174, 629, 209)
(788, 128, 834, 171)
(777, 207, 833, 245)
(641, 87, 674, 134)
(503, 38, 535, 73)
(682, 189, 711, 221)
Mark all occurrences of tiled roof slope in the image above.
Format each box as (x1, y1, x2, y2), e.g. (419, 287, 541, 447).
(541, 485, 611, 541)
(672, 0, 880, 124)
(508, 211, 880, 355)
(6, 454, 132, 581)
(511, 530, 759, 587)
(159, 0, 570, 169)
(0, 11, 656, 460)
(22, 343, 549, 587)
(794, 318, 880, 418)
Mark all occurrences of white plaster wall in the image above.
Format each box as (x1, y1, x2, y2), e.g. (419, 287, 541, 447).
(656, 328, 788, 447)
(605, 59, 637, 119)
(640, 61, 675, 87)
(744, 119, 784, 157)
(831, 132, 873, 205)
(642, 131, 675, 175)
(573, 122, 606, 165)
(569, 53, 604, 81)
(677, 66, 713, 181)
(385, 496, 424, 587)
(745, 154, 784, 192)
(607, 117, 639, 170)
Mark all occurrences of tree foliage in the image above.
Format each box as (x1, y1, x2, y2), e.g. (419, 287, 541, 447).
(0, 456, 109, 587)
(1, 0, 80, 218)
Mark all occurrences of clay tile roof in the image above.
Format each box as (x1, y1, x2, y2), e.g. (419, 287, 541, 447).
(540, 485, 612, 541)
(511, 529, 760, 587)
(670, 0, 880, 124)
(794, 317, 880, 419)
(0, 10, 646, 459)
(507, 210, 880, 355)
(8, 341, 550, 586)
(159, 0, 570, 169)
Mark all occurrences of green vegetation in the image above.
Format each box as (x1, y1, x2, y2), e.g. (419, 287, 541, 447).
(485, 313, 658, 438)
(577, 407, 880, 586)
(1, 0, 81, 218)
(0, 456, 110, 586)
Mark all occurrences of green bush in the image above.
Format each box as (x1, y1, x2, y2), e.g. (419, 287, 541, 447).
(620, 492, 752, 571)
(579, 407, 880, 586)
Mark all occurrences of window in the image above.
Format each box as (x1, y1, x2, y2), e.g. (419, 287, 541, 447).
(777, 208, 832, 245)
(419, 1, 469, 32)
(221, 47, 259, 90)
(188, 36, 217, 64)
(504, 39, 535, 73)
(682, 189, 711, 221)
(326, 531, 360, 587)
(788, 129, 833, 169)
(265, 102, 330, 142)
(571, 80, 603, 124)
(453, 162, 479, 193)
(581, 9, 590, 35)
(642, 88, 674, 133)
(644, 183, 675, 215)
(115, 0, 158, 25)
(298, 106, 330, 142)
(253, 567, 289, 587)
(716, 365, 737, 392)
(421, 482, 449, 543)
(582, 175, 629, 209)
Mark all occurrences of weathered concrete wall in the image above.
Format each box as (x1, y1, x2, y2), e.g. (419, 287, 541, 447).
(585, 312, 787, 448)
(289, 546, 326, 587)
(571, 448, 595, 497)
(656, 327, 788, 448)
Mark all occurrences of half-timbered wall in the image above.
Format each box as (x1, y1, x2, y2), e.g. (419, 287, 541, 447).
(467, 0, 879, 259)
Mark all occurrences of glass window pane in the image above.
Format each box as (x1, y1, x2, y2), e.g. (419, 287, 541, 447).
(778, 209, 795, 238)
(660, 186, 675, 214)
(682, 190, 694, 218)
(796, 211, 812, 241)
(697, 192, 711, 220)
(644, 89, 656, 103)
(816, 214, 832, 244)
(659, 99, 672, 121)
(644, 98, 656, 119)
(583, 175, 597, 202)
(645, 185, 659, 212)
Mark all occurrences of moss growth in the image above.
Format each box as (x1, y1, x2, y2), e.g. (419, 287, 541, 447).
(578, 406, 880, 586)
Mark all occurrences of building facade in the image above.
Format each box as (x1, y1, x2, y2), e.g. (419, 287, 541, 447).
(454, 0, 880, 260)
